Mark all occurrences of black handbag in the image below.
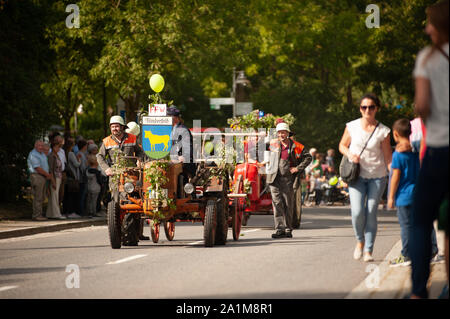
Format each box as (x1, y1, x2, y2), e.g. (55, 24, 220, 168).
(340, 122, 380, 184)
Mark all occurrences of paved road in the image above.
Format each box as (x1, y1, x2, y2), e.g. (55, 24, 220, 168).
(0, 206, 400, 299)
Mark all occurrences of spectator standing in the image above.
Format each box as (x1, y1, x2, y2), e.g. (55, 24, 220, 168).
(46, 139, 66, 220)
(86, 154, 102, 218)
(311, 170, 325, 206)
(72, 135, 84, 155)
(49, 133, 67, 209)
(339, 93, 392, 262)
(77, 140, 88, 217)
(27, 140, 52, 221)
(325, 148, 336, 178)
(310, 152, 324, 177)
(409, 0, 449, 299)
(64, 138, 81, 218)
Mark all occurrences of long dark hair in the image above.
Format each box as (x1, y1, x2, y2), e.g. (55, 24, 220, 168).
(424, 0, 449, 64)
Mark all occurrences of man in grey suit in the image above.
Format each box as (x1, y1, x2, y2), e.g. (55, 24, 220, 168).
(267, 122, 312, 238)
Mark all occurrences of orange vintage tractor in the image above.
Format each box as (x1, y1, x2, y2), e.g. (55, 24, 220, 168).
(107, 156, 233, 249)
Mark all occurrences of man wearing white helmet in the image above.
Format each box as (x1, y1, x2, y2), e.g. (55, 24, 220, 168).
(97, 115, 146, 245)
(97, 115, 144, 177)
(267, 121, 312, 238)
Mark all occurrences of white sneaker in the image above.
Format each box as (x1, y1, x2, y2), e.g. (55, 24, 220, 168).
(353, 245, 363, 260)
(68, 213, 81, 219)
(363, 252, 374, 262)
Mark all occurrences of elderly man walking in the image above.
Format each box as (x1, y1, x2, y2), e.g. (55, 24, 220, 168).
(267, 122, 312, 238)
(27, 140, 52, 221)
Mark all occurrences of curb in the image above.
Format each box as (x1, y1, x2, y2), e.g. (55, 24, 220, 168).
(345, 239, 404, 299)
(347, 230, 448, 299)
(0, 219, 107, 240)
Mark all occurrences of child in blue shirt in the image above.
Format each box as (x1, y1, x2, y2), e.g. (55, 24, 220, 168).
(388, 119, 438, 267)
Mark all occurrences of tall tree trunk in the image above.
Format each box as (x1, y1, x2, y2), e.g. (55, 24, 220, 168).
(346, 84, 353, 107)
(125, 92, 140, 124)
(103, 80, 107, 137)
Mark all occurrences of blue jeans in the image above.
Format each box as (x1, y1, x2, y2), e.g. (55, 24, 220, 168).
(348, 176, 387, 253)
(397, 205, 438, 258)
(410, 146, 448, 298)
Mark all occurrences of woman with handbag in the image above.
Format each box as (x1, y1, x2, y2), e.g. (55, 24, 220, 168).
(339, 93, 392, 262)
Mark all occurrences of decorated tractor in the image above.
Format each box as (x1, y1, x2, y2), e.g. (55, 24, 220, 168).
(107, 155, 233, 248)
(107, 73, 244, 248)
(227, 110, 303, 229)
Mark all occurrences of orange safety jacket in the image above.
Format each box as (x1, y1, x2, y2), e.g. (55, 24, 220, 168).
(269, 138, 305, 167)
(96, 133, 143, 173)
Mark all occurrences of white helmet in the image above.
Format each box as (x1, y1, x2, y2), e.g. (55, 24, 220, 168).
(276, 122, 290, 132)
(109, 115, 126, 127)
(125, 121, 140, 136)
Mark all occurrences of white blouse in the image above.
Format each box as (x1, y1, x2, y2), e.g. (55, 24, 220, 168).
(346, 118, 390, 179)
(413, 43, 449, 147)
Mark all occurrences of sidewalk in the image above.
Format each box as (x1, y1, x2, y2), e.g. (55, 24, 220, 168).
(346, 228, 448, 299)
(0, 216, 107, 240)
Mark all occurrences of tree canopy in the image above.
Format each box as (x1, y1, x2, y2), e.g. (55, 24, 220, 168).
(0, 0, 437, 201)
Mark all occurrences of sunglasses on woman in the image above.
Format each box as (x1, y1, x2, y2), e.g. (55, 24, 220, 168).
(360, 105, 376, 111)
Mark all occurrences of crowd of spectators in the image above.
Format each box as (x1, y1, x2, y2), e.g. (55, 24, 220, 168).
(27, 132, 108, 221)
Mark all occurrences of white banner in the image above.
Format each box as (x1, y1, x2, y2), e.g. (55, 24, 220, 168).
(142, 116, 172, 125)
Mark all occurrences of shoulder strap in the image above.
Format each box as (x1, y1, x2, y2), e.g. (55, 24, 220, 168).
(358, 122, 380, 157)
(437, 46, 449, 61)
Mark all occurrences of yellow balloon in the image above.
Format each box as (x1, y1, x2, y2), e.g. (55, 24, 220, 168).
(149, 74, 165, 93)
(204, 141, 214, 154)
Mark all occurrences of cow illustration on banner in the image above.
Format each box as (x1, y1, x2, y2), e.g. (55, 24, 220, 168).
(141, 116, 173, 159)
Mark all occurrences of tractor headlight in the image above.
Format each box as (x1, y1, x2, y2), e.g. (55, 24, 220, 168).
(124, 182, 134, 193)
(184, 183, 195, 194)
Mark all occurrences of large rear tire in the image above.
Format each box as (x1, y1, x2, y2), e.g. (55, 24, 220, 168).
(215, 196, 228, 245)
(108, 201, 122, 249)
(204, 200, 217, 247)
(292, 187, 303, 229)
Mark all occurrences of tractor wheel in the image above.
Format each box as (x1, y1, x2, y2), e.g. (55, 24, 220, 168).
(163, 220, 175, 241)
(215, 196, 228, 245)
(107, 201, 122, 249)
(292, 187, 303, 229)
(232, 175, 245, 240)
(203, 200, 217, 247)
(150, 220, 160, 243)
(121, 213, 139, 246)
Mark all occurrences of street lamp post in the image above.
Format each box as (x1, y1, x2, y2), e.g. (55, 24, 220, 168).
(232, 67, 251, 118)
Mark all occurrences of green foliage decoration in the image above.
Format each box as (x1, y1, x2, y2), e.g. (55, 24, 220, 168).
(228, 109, 295, 130)
(109, 149, 136, 190)
(143, 160, 176, 223)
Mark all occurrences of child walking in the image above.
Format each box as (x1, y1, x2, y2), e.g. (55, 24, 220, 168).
(388, 119, 438, 267)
